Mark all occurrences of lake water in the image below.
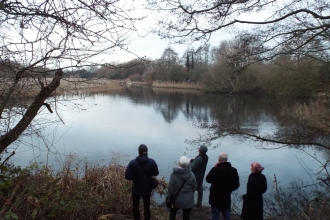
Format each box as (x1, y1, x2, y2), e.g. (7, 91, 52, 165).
(12, 85, 327, 205)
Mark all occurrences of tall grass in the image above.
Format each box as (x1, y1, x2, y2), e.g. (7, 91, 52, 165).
(152, 81, 202, 90)
(0, 153, 167, 220)
(57, 78, 124, 96)
(7, 78, 124, 98)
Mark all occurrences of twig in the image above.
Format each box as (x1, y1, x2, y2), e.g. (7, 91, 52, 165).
(0, 151, 15, 167)
(0, 180, 22, 216)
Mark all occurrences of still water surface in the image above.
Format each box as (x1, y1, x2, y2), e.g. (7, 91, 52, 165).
(14, 86, 326, 205)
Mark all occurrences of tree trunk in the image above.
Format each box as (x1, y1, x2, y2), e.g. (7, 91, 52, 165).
(0, 69, 63, 154)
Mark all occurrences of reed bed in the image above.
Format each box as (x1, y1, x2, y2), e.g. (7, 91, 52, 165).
(0, 154, 167, 220)
(7, 78, 124, 98)
(56, 78, 124, 96)
(152, 81, 202, 90)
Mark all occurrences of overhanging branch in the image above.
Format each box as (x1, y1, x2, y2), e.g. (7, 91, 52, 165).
(0, 69, 63, 154)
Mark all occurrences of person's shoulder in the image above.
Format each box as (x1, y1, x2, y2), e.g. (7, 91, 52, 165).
(229, 166, 239, 175)
(148, 157, 156, 162)
(229, 163, 238, 171)
(148, 158, 158, 165)
(128, 158, 137, 165)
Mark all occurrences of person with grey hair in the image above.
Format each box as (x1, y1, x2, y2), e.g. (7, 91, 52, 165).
(190, 144, 209, 207)
(206, 152, 240, 220)
(168, 156, 197, 220)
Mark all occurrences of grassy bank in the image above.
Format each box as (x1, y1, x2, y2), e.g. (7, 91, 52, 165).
(0, 154, 168, 220)
(1, 153, 329, 220)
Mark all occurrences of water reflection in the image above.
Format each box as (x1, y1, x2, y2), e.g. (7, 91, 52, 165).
(12, 85, 329, 205)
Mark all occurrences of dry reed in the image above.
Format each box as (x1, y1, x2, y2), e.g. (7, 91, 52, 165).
(6, 78, 124, 98)
(57, 78, 124, 96)
(152, 81, 202, 90)
(1, 153, 167, 220)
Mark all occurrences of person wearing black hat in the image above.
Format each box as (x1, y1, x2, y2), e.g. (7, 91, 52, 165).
(190, 144, 209, 207)
(125, 144, 159, 220)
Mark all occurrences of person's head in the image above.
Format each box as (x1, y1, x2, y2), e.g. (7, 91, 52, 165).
(138, 144, 148, 156)
(178, 156, 190, 168)
(218, 152, 228, 163)
(198, 145, 208, 155)
(250, 162, 264, 173)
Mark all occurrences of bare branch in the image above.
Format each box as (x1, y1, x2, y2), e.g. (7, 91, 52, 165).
(0, 69, 62, 153)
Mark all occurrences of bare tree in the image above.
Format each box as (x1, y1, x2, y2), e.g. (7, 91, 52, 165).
(159, 47, 179, 68)
(0, 0, 142, 154)
(146, 0, 330, 60)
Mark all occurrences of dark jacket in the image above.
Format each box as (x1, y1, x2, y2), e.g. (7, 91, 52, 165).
(242, 172, 267, 220)
(205, 162, 240, 209)
(125, 155, 159, 196)
(190, 154, 208, 187)
(168, 167, 197, 209)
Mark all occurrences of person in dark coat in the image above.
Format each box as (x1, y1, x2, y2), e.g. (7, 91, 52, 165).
(125, 144, 159, 220)
(206, 152, 240, 220)
(168, 156, 197, 220)
(241, 162, 267, 220)
(190, 144, 208, 207)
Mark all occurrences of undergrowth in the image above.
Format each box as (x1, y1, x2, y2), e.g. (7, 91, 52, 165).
(1, 153, 330, 220)
(0, 153, 167, 220)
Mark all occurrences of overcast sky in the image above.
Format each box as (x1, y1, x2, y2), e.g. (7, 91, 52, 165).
(108, 3, 235, 63)
(108, 1, 268, 64)
(113, 29, 233, 63)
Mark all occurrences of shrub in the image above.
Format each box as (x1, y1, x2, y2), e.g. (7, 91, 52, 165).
(0, 153, 167, 220)
(264, 175, 330, 220)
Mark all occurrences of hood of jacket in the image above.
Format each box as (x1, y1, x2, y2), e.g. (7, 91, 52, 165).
(172, 167, 192, 181)
(135, 155, 149, 164)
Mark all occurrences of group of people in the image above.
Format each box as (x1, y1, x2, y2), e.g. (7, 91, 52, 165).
(125, 144, 267, 220)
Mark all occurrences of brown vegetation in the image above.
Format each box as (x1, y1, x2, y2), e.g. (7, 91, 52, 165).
(152, 81, 202, 90)
(10, 78, 125, 98)
(0, 153, 168, 220)
(57, 78, 124, 95)
(281, 96, 330, 134)
(1, 153, 329, 220)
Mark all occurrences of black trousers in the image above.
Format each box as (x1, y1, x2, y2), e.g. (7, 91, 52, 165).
(169, 206, 191, 220)
(132, 192, 151, 220)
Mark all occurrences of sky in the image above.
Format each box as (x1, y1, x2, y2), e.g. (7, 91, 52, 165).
(3, 0, 270, 65)
(108, 4, 235, 63)
(108, 1, 270, 63)
(113, 31, 233, 63)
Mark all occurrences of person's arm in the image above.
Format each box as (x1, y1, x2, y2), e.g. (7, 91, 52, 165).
(243, 175, 266, 201)
(231, 168, 240, 191)
(152, 161, 159, 176)
(125, 161, 134, 180)
(260, 175, 267, 194)
(190, 156, 200, 172)
(168, 173, 175, 195)
(205, 167, 214, 183)
(243, 177, 255, 201)
(192, 173, 197, 191)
